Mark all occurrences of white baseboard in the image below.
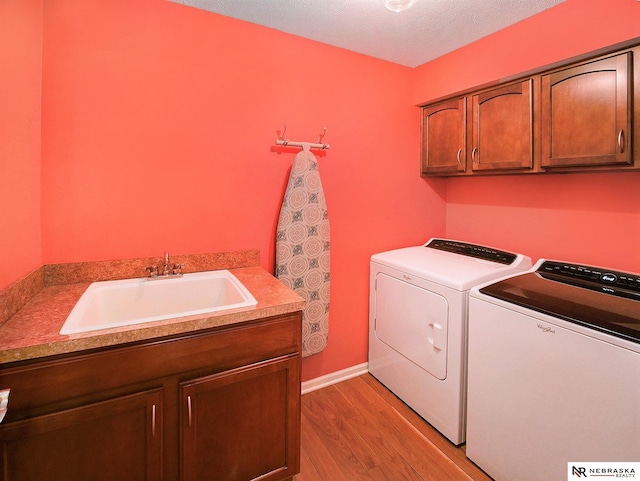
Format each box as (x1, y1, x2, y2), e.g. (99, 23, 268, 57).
(301, 362, 369, 395)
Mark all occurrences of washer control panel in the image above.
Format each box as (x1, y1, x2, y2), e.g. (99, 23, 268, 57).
(538, 260, 640, 300)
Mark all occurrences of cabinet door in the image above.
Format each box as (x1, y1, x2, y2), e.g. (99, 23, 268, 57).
(181, 354, 300, 481)
(541, 52, 632, 168)
(421, 97, 466, 174)
(0, 389, 163, 481)
(471, 79, 534, 171)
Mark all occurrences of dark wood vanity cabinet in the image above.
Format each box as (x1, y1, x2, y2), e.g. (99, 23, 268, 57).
(0, 312, 302, 481)
(471, 79, 534, 172)
(540, 52, 632, 169)
(421, 97, 467, 174)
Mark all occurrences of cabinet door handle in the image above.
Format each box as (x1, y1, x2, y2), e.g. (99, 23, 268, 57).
(472, 147, 478, 164)
(618, 130, 625, 153)
(187, 395, 193, 427)
(456, 148, 462, 165)
(151, 404, 156, 437)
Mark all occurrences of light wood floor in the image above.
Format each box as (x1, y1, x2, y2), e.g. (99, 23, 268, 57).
(295, 374, 493, 481)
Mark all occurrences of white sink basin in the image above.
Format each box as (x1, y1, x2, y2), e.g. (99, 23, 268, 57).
(60, 270, 257, 335)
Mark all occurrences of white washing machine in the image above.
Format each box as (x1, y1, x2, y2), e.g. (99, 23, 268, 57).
(466, 259, 640, 481)
(368, 238, 531, 445)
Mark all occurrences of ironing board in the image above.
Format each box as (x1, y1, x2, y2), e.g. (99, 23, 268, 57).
(275, 146, 330, 357)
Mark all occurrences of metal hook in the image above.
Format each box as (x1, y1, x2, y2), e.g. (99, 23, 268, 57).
(277, 124, 287, 141)
(318, 127, 327, 144)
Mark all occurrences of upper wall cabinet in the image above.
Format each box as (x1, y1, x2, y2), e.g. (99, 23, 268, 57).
(420, 39, 640, 177)
(421, 97, 466, 175)
(540, 52, 632, 169)
(472, 79, 533, 172)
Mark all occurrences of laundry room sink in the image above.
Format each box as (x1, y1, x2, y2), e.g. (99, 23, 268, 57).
(60, 270, 258, 335)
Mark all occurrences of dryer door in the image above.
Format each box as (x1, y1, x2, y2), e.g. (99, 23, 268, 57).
(374, 273, 448, 380)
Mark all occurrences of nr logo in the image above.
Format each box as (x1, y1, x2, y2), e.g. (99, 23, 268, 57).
(572, 466, 587, 477)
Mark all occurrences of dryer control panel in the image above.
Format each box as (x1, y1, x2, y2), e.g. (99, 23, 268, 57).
(426, 239, 517, 265)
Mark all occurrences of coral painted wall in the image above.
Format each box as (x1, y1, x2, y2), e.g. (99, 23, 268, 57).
(39, 0, 445, 380)
(4, 0, 640, 382)
(0, 0, 42, 290)
(413, 0, 640, 273)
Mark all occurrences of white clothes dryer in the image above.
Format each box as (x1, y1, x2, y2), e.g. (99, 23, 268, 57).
(368, 238, 531, 445)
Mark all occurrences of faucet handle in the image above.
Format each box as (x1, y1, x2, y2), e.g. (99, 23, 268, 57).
(146, 265, 159, 278)
(172, 263, 185, 276)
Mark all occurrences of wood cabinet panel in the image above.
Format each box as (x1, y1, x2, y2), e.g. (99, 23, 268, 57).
(0, 389, 163, 481)
(541, 52, 632, 168)
(181, 354, 300, 481)
(421, 98, 466, 174)
(472, 79, 533, 171)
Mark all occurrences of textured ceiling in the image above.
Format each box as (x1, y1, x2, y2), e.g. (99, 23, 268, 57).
(170, 0, 565, 67)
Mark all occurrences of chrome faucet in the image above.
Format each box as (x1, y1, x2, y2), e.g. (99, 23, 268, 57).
(146, 251, 185, 279)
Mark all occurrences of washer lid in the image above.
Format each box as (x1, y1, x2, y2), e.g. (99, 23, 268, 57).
(371, 239, 531, 291)
(478, 259, 640, 344)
